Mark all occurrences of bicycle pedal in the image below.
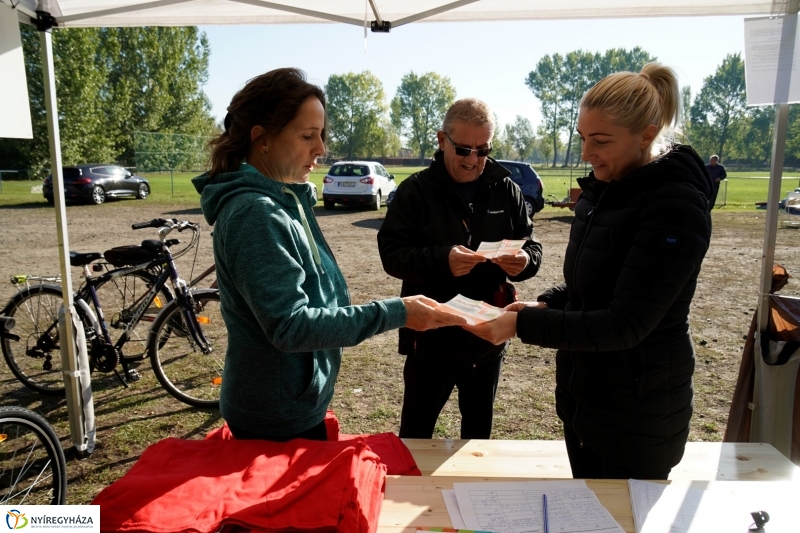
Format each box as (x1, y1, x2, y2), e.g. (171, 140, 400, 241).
(126, 369, 141, 382)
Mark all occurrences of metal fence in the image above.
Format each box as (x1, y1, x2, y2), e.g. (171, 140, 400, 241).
(133, 132, 211, 173)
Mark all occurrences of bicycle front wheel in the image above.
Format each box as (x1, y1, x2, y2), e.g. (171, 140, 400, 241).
(94, 270, 173, 362)
(149, 290, 226, 408)
(0, 407, 67, 505)
(1, 285, 65, 395)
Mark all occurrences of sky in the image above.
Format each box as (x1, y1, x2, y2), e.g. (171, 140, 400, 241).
(199, 15, 748, 131)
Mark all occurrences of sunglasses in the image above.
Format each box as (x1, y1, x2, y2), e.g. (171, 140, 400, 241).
(445, 133, 492, 158)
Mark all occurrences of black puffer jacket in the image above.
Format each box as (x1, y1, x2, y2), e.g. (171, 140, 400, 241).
(378, 151, 542, 363)
(517, 145, 713, 474)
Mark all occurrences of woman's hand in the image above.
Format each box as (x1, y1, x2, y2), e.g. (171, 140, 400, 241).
(402, 295, 467, 331)
(462, 311, 518, 345)
(504, 301, 547, 312)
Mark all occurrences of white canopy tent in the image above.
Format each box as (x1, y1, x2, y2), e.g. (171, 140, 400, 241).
(1, 0, 796, 456)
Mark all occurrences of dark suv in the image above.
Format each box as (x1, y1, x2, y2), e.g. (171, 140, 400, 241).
(43, 164, 150, 205)
(496, 160, 545, 218)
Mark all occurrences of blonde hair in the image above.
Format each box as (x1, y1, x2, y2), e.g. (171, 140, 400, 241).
(580, 62, 680, 155)
(442, 98, 495, 134)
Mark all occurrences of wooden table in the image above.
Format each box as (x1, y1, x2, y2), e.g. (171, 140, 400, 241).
(376, 440, 800, 533)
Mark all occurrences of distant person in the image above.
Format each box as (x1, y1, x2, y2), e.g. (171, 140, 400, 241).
(193, 68, 464, 442)
(706, 155, 726, 208)
(464, 63, 713, 480)
(377, 98, 543, 440)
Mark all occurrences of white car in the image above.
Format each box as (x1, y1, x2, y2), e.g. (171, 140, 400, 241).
(322, 161, 396, 211)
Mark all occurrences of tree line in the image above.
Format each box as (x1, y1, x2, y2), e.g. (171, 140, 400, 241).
(0, 25, 216, 178)
(2, 28, 794, 174)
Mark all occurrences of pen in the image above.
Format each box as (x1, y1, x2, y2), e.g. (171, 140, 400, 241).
(542, 493, 549, 533)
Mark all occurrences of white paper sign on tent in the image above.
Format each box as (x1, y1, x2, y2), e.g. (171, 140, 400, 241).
(0, 3, 33, 139)
(744, 15, 800, 105)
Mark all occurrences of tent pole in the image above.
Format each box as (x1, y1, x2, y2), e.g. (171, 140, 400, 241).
(756, 2, 799, 334)
(39, 28, 85, 452)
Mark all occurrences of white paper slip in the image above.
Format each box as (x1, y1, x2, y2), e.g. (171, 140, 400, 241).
(439, 295, 503, 325)
(442, 489, 468, 529)
(629, 479, 800, 533)
(453, 480, 624, 533)
(475, 239, 526, 259)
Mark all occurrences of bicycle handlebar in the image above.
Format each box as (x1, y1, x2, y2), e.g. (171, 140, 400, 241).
(132, 218, 171, 230)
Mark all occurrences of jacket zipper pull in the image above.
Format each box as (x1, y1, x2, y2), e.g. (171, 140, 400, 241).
(462, 219, 472, 248)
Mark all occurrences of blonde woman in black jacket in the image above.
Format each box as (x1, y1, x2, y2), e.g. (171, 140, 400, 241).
(466, 63, 713, 480)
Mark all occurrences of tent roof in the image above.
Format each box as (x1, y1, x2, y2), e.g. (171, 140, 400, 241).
(12, 0, 776, 29)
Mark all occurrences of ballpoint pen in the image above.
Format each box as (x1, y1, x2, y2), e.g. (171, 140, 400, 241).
(543, 493, 549, 533)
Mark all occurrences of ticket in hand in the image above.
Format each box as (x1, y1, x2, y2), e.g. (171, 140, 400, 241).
(475, 239, 526, 259)
(439, 295, 503, 325)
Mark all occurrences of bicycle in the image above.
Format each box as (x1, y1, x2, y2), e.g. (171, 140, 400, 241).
(0, 317, 67, 505)
(1, 219, 227, 408)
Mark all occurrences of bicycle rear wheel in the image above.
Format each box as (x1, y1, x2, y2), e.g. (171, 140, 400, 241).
(94, 270, 173, 362)
(0, 407, 67, 505)
(149, 290, 226, 408)
(1, 285, 65, 395)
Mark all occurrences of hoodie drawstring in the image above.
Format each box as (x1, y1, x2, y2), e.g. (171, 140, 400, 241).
(283, 187, 325, 274)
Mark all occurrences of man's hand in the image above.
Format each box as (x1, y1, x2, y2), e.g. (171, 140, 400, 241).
(491, 250, 529, 277)
(462, 311, 517, 345)
(402, 295, 467, 331)
(449, 245, 487, 276)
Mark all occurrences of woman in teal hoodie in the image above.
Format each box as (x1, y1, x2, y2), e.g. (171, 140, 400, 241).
(193, 68, 463, 441)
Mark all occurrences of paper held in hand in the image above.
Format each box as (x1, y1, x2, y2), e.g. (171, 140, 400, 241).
(439, 295, 503, 325)
(475, 239, 526, 259)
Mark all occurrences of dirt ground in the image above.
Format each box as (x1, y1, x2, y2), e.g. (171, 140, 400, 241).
(0, 199, 798, 502)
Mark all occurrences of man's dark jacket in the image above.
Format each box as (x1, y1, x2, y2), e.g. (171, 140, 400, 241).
(517, 145, 713, 475)
(378, 151, 542, 363)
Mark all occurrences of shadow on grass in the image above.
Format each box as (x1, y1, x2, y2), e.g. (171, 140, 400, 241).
(163, 207, 203, 216)
(0, 202, 53, 210)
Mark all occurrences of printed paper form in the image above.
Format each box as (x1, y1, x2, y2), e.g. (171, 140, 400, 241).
(629, 479, 800, 533)
(439, 295, 503, 325)
(453, 480, 624, 533)
(475, 239, 526, 259)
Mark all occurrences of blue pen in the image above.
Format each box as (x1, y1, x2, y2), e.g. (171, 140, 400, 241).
(542, 493, 549, 533)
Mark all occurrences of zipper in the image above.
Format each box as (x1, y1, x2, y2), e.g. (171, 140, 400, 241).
(567, 184, 611, 448)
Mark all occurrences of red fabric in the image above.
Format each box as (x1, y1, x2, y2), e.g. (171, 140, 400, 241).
(92, 437, 385, 533)
(203, 413, 420, 476)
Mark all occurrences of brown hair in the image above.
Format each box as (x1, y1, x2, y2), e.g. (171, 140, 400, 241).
(580, 62, 679, 153)
(207, 68, 326, 180)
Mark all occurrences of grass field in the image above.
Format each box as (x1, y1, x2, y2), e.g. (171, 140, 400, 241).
(2, 165, 800, 210)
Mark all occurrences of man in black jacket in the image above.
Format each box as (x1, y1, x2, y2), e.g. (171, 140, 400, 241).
(377, 98, 542, 439)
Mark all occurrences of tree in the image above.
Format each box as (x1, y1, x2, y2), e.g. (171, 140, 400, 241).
(509, 116, 535, 161)
(592, 47, 656, 80)
(559, 51, 594, 166)
(490, 117, 514, 160)
(0, 25, 215, 175)
(391, 72, 456, 160)
(526, 54, 566, 167)
(325, 71, 387, 159)
(680, 86, 693, 142)
(536, 124, 562, 167)
(374, 117, 402, 158)
(690, 53, 747, 161)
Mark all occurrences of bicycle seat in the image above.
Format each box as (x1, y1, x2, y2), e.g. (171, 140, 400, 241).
(69, 251, 104, 266)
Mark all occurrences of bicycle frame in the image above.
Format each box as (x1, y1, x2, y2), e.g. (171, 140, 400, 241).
(80, 252, 213, 361)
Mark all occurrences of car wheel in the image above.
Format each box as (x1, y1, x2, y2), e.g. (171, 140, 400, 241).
(91, 186, 106, 205)
(324, 199, 335, 210)
(371, 192, 381, 211)
(137, 183, 149, 199)
(523, 196, 535, 219)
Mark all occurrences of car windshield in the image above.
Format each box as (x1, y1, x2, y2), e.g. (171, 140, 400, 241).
(330, 164, 369, 177)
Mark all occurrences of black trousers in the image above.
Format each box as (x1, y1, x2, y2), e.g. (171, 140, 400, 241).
(227, 419, 328, 442)
(398, 353, 504, 439)
(563, 424, 671, 480)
